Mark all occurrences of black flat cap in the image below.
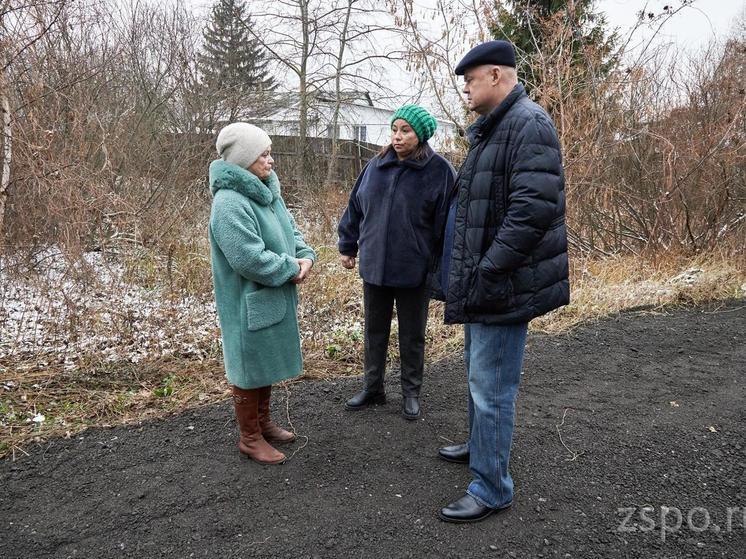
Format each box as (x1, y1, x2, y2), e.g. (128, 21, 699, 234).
(455, 40, 516, 75)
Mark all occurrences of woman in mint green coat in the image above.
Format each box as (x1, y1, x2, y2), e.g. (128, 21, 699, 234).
(209, 122, 316, 465)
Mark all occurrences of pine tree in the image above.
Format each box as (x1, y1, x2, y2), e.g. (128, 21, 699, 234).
(198, 0, 275, 121)
(491, 0, 615, 94)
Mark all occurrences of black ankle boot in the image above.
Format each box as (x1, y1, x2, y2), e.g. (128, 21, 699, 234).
(345, 390, 386, 410)
(402, 396, 420, 420)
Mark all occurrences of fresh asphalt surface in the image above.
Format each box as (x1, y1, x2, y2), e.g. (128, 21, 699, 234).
(2, 302, 744, 558)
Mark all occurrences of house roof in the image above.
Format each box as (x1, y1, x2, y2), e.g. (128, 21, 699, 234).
(215, 90, 457, 130)
(314, 90, 373, 106)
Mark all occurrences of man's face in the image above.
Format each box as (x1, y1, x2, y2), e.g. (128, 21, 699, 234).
(462, 65, 500, 115)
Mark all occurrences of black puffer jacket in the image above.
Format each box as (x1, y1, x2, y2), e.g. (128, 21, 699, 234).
(434, 83, 569, 325)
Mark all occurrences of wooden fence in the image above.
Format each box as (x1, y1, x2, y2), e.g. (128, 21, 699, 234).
(268, 135, 382, 187)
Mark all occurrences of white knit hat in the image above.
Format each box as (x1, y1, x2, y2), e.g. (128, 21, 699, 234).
(216, 122, 272, 170)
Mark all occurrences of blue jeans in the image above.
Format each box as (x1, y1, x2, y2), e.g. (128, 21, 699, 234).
(463, 321, 529, 509)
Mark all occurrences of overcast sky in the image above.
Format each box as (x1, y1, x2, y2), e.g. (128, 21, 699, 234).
(189, 0, 745, 114)
(398, 0, 746, 113)
(598, 0, 745, 55)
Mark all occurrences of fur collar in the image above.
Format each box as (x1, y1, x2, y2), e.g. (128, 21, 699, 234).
(376, 143, 435, 170)
(208, 159, 281, 206)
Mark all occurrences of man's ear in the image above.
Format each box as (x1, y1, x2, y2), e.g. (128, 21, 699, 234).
(490, 66, 501, 86)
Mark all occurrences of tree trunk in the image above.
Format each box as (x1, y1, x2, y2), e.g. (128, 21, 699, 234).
(325, 0, 353, 187)
(296, 0, 310, 188)
(0, 89, 11, 243)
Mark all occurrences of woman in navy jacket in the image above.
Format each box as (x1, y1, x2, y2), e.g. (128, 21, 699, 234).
(338, 105, 456, 419)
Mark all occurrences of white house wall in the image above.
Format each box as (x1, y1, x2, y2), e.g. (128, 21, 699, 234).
(257, 101, 458, 152)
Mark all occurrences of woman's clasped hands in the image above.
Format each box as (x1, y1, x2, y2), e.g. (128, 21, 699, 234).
(292, 258, 314, 284)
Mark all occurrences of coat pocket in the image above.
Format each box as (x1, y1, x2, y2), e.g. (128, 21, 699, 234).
(465, 267, 513, 313)
(245, 288, 288, 331)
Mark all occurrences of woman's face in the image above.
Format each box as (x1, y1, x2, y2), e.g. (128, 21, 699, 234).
(391, 119, 419, 159)
(248, 147, 274, 179)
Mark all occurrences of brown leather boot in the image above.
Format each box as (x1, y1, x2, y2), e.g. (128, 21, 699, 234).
(258, 385, 296, 443)
(232, 386, 285, 465)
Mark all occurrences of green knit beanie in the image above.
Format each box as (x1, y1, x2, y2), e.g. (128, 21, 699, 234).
(391, 104, 438, 143)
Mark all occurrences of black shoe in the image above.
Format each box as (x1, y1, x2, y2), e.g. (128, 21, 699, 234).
(438, 494, 512, 524)
(345, 390, 386, 410)
(402, 396, 420, 420)
(438, 443, 469, 464)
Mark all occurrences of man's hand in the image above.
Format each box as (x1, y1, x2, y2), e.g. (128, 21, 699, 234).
(340, 255, 356, 269)
(292, 258, 314, 284)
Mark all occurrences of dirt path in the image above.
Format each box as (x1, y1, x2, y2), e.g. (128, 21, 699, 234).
(2, 302, 744, 559)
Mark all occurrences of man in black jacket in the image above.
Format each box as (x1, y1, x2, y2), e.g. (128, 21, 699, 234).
(434, 40, 569, 523)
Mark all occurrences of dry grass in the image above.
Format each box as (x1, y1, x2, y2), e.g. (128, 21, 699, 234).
(533, 252, 746, 334)
(0, 357, 228, 460)
(2, 218, 744, 458)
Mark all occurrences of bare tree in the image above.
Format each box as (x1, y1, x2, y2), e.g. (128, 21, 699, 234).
(387, 0, 488, 132)
(0, 0, 69, 242)
(0, 2, 11, 238)
(242, 0, 402, 188)
(0, 0, 216, 255)
(237, 0, 319, 185)
(0, 90, 10, 242)
(321, 0, 404, 185)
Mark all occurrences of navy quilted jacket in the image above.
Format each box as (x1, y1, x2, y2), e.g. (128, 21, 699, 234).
(433, 83, 569, 324)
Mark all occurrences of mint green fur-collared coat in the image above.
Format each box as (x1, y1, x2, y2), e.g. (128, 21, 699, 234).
(208, 160, 316, 389)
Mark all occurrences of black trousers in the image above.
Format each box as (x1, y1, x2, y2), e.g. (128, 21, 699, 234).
(363, 282, 430, 397)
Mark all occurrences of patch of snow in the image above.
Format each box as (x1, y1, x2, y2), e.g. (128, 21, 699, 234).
(1, 248, 220, 367)
(670, 268, 704, 286)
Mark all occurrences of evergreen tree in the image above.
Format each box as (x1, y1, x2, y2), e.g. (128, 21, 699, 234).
(198, 0, 275, 121)
(491, 0, 615, 94)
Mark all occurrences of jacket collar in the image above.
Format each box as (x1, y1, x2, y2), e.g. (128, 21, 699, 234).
(208, 159, 281, 206)
(467, 83, 527, 144)
(376, 143, 435, 170)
